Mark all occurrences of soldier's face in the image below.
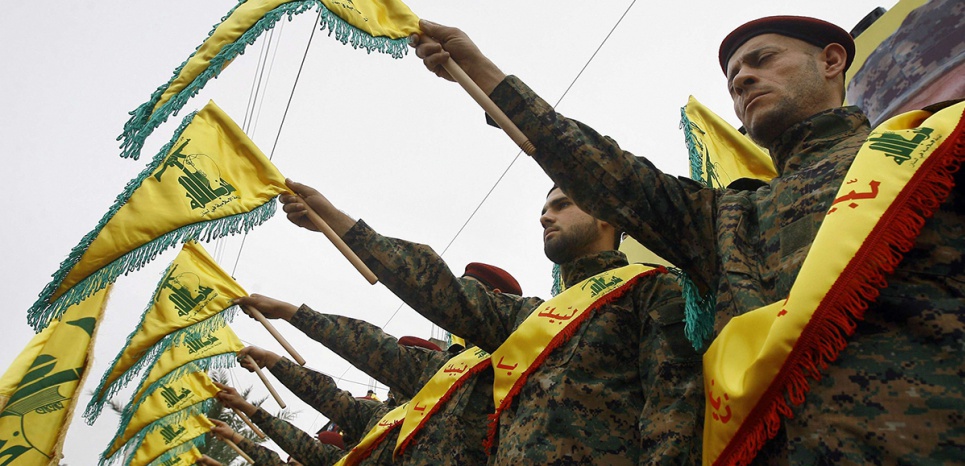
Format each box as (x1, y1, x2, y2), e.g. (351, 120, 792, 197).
(726, 34, 828, 146)
(540, 188, 605, 264)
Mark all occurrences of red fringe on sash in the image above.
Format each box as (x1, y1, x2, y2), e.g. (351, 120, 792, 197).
(395, 358, 494, 457)
(343, 421, 403, 466)
(716, 108, 965, 466)
(482, 267, 669, 453)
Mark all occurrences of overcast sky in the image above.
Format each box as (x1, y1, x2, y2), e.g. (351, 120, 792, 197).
(1, 0, 894, 462)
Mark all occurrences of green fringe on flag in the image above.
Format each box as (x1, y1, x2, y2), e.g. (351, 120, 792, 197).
(28, 111, 278, 332)
(118, 0, 319, 160)
(143, 436, 207, 466)
(671, 267, 715, 351)
(550, 263, 563, 297)
(84, 308, 238, 424)
(118, 0, 409, 161)
(112, 354, 237, 442)
(100, 398, 215, 466)
(317, 3, 410, 58)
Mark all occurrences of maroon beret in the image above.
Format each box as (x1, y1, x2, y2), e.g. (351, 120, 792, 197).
(398, 336, 442, 351)
(316, 431, 345, 449)
(719, 15, 855, 74)
(463, 262, 523, 295)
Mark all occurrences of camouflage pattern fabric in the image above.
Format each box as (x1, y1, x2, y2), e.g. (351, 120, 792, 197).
(250, 407, 343, 465)
(289, 308, 495, 465)
(270, 358, 387, 446)
(847, 0, 965, 125)
(236, 435, 294, 465)
(342, 221, 703, 465)
(489, 76, 965, 464)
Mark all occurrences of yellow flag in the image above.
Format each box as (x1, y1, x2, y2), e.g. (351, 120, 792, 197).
(120, 0, 418, 160)
(102, 371, 219, 462)
(85, 241, 246, 422)
(125, 412, 214, 466)
(144, 445, 203, 466)
(0, 286, 110, 466)
(680, 95, 777, 188)
(29, 100, 289, 331)
(124, 322, 243, 422)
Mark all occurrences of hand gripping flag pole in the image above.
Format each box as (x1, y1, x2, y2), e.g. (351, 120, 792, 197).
(441, 58, 536, 156)
(300, 196, 379, 284)
(247, 355, 286, 408)
(242, 305, 307, 366)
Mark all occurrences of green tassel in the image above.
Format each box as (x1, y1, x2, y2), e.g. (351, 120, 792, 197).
(672, 267, 716, 351)
(84, 307, 238, 424)
(100, 398, 214, 465)
(317, 3, 410, 58)
(550, 263, 563, 296)
(118, 0, 321, 160)
(115, 353, 237, 440)
(28, 109, 279, 332)
(679, 105, 710, 187)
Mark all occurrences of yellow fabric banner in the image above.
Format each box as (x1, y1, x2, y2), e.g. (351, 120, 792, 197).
(146, 445, 203, 466)
(123, 322, 243, 431)
(395, 347, 491, 455)
(87, 241, 246, 421)
(120, 0, 417, 160)
(681, 95, 777, 189)
(104, 371, 219, 461)
(128, 413, 213, 466)
(318, 0, 419, 40)
(0, 286, 110, 466)
(29, 100, 289, 331)
(703, 102, 965, 465)
(334, 404, 407, 466)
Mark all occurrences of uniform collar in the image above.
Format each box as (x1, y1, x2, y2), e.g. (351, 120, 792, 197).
(559, 250, 629, 290)
(768, 106, 869, 176)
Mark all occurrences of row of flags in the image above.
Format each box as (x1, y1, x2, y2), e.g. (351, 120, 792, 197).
(5, 0, 423, 463)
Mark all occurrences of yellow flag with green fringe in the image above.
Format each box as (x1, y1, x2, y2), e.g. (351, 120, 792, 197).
(0, 286, 110, 466)
(123, 321, 243, 424)
(119, 0, 420, 160)
(680, 95, 777, 189)
(101, 370, 219, 463)
(125, 412, 214, 466)
(145, 445, 203, 466)
(28, 100, 289, 332)
(84, 241, 246, 423)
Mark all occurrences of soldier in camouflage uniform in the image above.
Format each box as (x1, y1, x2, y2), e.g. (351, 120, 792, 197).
(236, 262, 522, 465)
(234, 348, 400, 465)
(278, 180, 704, 464)
(215, 381, 347, 465)
(208, 418, 299, 466)
(411, 15, 965, 464)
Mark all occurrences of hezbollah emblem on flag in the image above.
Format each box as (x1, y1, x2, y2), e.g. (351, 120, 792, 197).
(27, 100, 290, 332)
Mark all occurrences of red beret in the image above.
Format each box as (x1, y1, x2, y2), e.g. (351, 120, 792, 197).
(316, 431, 345, 449)
(398, 336, 442, 351)
(719, 15, 855, 74)
(463, 262, 523, 295)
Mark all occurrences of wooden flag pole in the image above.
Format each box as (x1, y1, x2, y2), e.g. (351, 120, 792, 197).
(223, 437, 255, 464)
(300, 197, 379, 285)
(442, 57, 536, 156)
(230, 406, 266, 439)
(246, 355, 286, 408)
(243, 305, 307, 366)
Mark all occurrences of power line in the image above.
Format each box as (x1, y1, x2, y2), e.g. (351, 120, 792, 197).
(382, 0, 638, 330)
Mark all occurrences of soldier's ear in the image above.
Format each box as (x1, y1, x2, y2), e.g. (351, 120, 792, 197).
(821, 43, 848, 79)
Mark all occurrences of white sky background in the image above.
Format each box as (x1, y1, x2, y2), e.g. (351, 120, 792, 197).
(0, 0, 893, 463)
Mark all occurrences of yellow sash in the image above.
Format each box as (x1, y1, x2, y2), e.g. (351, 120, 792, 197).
(334, 403, 407, 466)
(703, 101, 965, 465)
(487, 264, 663, 447)
(394, 347, 492, 456)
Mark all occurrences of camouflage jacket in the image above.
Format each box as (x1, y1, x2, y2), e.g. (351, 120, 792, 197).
(250, 407, 342, 465)
(236, 436, 284, 466)
(270, 358, 386, 446)
(289, 307, 495, 465)
(265, 359, 400, 464)
(490, 76, 965, 464)
(343, 220, 703, 465)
